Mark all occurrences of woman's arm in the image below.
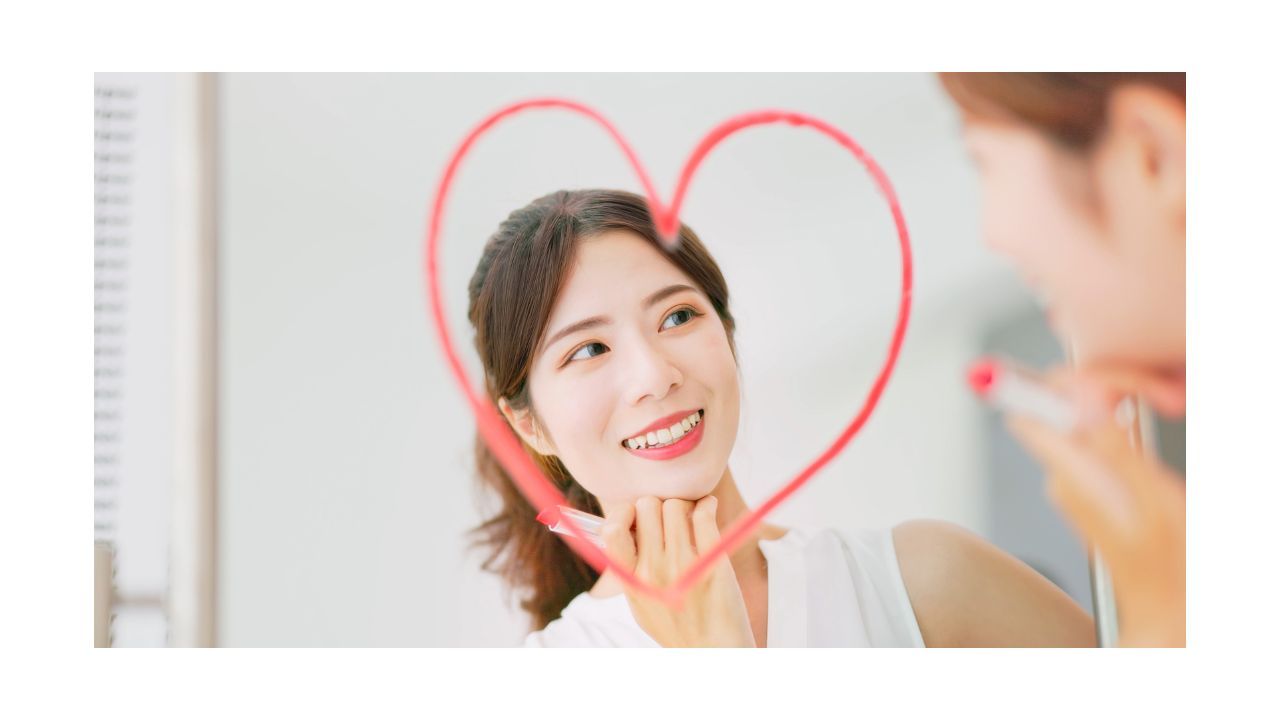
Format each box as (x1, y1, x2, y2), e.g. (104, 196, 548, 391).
(893, 519, 1096, 647)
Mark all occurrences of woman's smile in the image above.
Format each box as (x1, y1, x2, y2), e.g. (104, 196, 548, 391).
(620, 409, 705, 461)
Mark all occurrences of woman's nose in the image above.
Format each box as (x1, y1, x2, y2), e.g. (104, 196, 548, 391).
(624, 335, 683, 405)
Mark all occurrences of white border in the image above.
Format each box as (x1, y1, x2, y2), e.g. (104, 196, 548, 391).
(3, 0, 1275, 716)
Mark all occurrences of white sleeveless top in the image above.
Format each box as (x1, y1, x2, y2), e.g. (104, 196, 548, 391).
(522, 526, 925, 647)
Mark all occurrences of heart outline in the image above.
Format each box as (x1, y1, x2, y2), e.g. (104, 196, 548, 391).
(426, 98, 913, 606)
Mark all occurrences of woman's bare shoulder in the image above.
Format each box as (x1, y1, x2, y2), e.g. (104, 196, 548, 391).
(892, 519, 1095, 648)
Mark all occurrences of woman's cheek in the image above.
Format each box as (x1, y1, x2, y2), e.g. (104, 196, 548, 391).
(696, 325, 741, 447)
(684, 330, 728, 396)
(540, 371, 610, 460)
(1064, 258, 1157, 364)
(979, 174, 1040, 263)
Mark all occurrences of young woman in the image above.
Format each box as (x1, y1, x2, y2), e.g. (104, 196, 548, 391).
(466, 188, 1094, 647)
(939, 73, 1186, 647)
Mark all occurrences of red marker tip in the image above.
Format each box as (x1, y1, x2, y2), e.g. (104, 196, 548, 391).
(535, 507, 560, 527)
(966, 358, 999, 396)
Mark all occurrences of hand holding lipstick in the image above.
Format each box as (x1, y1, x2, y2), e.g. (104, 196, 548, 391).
(1000, 364, 1186, 647)
(599, 495, 756, 648)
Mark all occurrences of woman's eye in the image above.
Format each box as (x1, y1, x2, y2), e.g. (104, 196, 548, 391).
(563, 308, 700, 366)
(660, 307, 700, 330)
(567, 342, 608, 364)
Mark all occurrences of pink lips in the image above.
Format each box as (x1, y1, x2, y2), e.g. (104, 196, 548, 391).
(622, 410, 705, 461)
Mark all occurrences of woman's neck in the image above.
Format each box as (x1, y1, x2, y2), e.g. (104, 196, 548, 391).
(707, 467, 788, 582)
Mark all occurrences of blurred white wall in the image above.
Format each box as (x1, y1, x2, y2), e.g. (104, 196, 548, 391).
(218, 73, 1034, 646)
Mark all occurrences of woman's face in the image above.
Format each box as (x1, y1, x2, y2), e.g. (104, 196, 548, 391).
(514, 229, 740, 503)
(961, 112, 1185, 369)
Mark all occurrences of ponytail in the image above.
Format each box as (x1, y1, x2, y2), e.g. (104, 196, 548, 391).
(468, 426, 603, 630)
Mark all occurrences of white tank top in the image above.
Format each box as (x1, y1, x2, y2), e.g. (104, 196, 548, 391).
(523, 526, 926, 647)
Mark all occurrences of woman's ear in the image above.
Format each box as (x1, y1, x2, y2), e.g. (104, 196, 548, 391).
(1106, 84, 1186, 227)
(497, 397, 556, 456)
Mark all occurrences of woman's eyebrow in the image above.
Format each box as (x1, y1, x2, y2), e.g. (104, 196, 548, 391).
(539, 283, 698, 357)
(642, 283, 697, 310)
(540, 315, 611, 357)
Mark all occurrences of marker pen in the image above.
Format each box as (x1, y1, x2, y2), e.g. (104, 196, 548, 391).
(967, 357, 1135, 433)
(536, 505, 606, 548)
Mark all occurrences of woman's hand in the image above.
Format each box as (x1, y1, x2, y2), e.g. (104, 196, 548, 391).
(1006, 364, 1186, 647)
(599, 495, 756, 647)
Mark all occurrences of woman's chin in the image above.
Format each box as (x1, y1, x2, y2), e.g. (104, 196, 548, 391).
(611, 443, 729, 500)
(643, 468, 723, 501)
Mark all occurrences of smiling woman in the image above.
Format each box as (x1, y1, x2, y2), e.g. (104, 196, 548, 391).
(466, 189, 741, 629)
(465, 189, 1096, 647)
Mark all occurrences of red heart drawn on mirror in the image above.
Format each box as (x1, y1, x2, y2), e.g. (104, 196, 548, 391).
(426, 98, 912, 606)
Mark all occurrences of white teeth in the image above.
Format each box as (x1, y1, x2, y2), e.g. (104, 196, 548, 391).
(624, 410, 703, 450)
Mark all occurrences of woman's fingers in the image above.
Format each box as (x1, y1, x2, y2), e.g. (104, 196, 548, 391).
(662, 499, 695, 569)
(606, 495, 730, 591)
(634, 496, 665, 565)
(690, 495, 720, 557)
(1006, 415, 1135, 548)
(600, 501, 637, 572)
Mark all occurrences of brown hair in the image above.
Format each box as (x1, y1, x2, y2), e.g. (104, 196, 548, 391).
(939, 72, 1186, 149)
(465, 188, 738, 631)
